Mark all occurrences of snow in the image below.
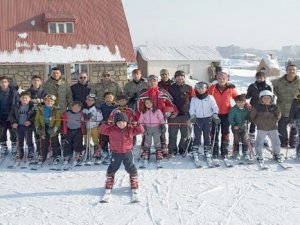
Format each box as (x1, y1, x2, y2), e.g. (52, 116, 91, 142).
(17, 32, 28, 39)
(0, 44, 125, 63)
(1, 68, 300, 225)
(261, 54, 281, 69)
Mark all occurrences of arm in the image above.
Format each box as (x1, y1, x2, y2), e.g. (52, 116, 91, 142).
(132, 123, 145, 136)
(99, 123, 112, 136)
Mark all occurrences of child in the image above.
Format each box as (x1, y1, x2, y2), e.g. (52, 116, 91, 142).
(99, 91, 118, 163)
(82, 94, 103, 163)
(189, 82, 219, 164)
(99, 112, 144, 201)
(35, 94, 62, 163)
(138, 98, 165, 166)
(288, 89, 300, 159)
(108, 95, 137, 123)
(61, 101, 84, 164)
(249, 90, 282, 162)
(0, 76, 19, 157)
(9, 91, 35, 160)
(228, 94, 250, 160)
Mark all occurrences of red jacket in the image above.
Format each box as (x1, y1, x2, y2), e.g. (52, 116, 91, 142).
(108, 106, 138, 123)
(207, 83, 238, 115)
(137, 86, 178, 114)
(99, 123, 144, 153)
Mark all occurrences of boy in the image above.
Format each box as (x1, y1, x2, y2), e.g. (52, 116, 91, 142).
(61, 101, 84, 164)
(228, 94, 250, 161)
(35, 94, 62, 164)
(99, 112, 144, 202)
(82, 94, 103, 164)
(249, 90, 282, 163)
(9, 91, 35, 160)
(0, 76, 19, 157)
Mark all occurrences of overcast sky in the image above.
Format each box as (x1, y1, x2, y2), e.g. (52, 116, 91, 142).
(122, 0, 300, 50)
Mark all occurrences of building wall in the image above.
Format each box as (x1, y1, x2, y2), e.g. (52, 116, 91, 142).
(136, 52, 148, 77)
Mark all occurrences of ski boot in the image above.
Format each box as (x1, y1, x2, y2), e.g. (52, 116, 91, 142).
(231, 149, 240, 160)
(241, 152, 250, 161)
(0, 143, 8, 158)
(93, 146, 103, 164)
(53, 156, 61, 165)
(256, 155, 263, 163)
(273, 154, 282, 163)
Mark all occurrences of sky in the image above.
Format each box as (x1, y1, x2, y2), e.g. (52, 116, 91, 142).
(122, 0, 300, 50)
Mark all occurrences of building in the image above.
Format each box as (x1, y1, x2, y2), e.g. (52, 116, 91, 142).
(136, 46, 223, 81)
(257, 54, 281, 77)
(0, 0, 135, 89)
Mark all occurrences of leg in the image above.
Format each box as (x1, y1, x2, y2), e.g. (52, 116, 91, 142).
(168, 117, 179, 155)
(255, 130, 267, 159)
(220, 114, 230, 158)
(105, 152, 123, 189)
(50, 136, 61, 158)
(278, 117, 288, 147)
(178, 115, 192, 154)
(268, 130, 281, 156)
(153, 127, 162, 160)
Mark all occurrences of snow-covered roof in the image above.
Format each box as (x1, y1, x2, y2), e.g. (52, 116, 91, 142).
(261, 54, 280, 69)
(137, 46, 223, 61)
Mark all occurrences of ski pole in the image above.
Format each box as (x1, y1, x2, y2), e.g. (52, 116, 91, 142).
(211, 124, 218, 158)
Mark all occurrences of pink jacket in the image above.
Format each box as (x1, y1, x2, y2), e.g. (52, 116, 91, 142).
(138, 109, 165, 127)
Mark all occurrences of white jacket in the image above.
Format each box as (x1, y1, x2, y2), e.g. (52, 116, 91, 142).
(189, 94, 219, 118)
(82, 106, 103, 129)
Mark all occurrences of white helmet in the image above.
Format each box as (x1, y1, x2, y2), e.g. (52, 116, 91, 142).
(259, 90, 273, 99)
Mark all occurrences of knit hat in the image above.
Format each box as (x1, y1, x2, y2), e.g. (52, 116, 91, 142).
(114, 112, 128, 124)
(216, 72, 228, 79)
(147, 75, 158, 81)
(174, 70, 185, 78)
(160, 69, 169, 75)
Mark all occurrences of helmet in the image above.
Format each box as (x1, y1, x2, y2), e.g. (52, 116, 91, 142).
(194, 82, 208, 90)
(259, 90, 273, 99)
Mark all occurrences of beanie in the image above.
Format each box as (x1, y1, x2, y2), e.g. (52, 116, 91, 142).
(174, 70, 185, 78)
(114, 112, 128, 124)
(216, 72, 228, 79)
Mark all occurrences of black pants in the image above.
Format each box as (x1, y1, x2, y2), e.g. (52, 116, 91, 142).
(211, 114, 230, 156)
(278, 116, 297, 146)
(39, 125, 61, 161)
(232, 127, 248, 153)
(0, 120, 17, 144)
(101, 134, 110, 152)
(64, 128, 83, 157)
(193, 117, 211, 146)
(17, 125, 34, 153)
(107, 151, 137, 176)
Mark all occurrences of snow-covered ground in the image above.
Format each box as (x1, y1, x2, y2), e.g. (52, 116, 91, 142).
(1, 69, 300, 225)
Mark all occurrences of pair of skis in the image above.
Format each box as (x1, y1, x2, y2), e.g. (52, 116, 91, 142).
(139, 159, 163, 169)
(100, 189, 139, 203)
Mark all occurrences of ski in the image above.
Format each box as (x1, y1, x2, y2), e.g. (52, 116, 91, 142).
(20, 161, 30, 169)
(94, 157, 103, 165)
(62, 160, 73, 171)
(257, 160, 268, 170)
(271, 159, 292, 170)
(206, 158, 215, 168)
(7, 158, 20, 169)
(84, 160, 93, 166)
(212, 158, 221, 167)
(73, 159, 83, 167)
(193, 159, 202, 168)
(0, 157, 6, 167)
(156, 160, 163, 169)
(139, 159, 148, 169)
(100, 190, 112, 203)
(131, 190, 140, 203)
(222, 158, 234, 168)
(30, 161, 43, 170)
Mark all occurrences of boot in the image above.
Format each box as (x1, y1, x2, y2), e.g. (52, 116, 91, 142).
(273, 154, 282, 163)
(203, 145, 212, 161)
(17, 149, 24, 160)
(0, 142, 8, 157)
(256, 154, 263, 163)
(93, 145, 102, 159)
(192, 146, 200, 161)
(105, 174, 115, 190)
(141, 147, 150, 160)
(129, 174, 139, 190)
(220, 142, 229, 159)
(11, 142, 17, 157)
(241, 144, 249, 160)
(231, 144, 240, 159)
(155, 148, 163, 161)
(296, 148, 300, 159)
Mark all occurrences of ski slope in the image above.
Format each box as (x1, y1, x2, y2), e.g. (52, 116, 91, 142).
(1, 69, 300, 225)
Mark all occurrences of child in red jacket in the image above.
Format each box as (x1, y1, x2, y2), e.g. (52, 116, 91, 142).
(99, 112, 144, 202)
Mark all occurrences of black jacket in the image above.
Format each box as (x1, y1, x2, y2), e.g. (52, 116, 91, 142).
(71, 82, 91, 106)
(246, 81, 272, 106)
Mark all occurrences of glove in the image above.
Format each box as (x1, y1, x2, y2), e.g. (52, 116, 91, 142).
(47, 127, 58, 137)
(189, 115, 197, 124)
(83, 113, 93, 121)
(212, 114, 221, 125)
(160, 124, 166, 134)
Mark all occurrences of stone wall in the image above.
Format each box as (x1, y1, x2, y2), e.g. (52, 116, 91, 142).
(0, 65, 44, 90)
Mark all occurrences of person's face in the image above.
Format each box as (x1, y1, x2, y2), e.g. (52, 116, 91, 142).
(132, 71, 142, 81)
(160, 72, 169, 82)
(51, 70, 61, 80)
(217, 77, 227, 86)
(261, 96, 272, 105)
(78, 74, 88, 84)
(236, 100, 246, 108)
(116, 121, 127, 129)
(145, 99, 153, 108)
(0, 79, 9, 90)
(175, 75, 185, 85)
(32, 78, 42, 88)
(105, 94, 114, 103)
(147, 79, 158, 88)
(118, 98, 127, 107)
(287, 66, 297, 80)
(20, 95, 31, 105)
(72, 104, 82, 113)
(102, 74, 111, 82)
(195, 87, 207, 94)
(45, 98, 55, 107)
(256, 76, 265, 82)
(85, 98, 95, 106)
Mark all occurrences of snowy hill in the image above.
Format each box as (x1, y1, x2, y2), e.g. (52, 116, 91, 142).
(1, 69, 300, 225)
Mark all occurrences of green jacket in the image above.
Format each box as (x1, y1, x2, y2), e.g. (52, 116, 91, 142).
(43, 78, 73, 111)
(91, 81, 122, 105)
(228, 105, 249, 129)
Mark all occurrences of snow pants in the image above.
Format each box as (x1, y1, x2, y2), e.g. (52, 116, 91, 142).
(106, 151, 137, 176)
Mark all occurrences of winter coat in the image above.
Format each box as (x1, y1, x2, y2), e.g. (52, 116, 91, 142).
(123, 78, 147, 107)
(228, 105, 249, 129)
(61, 110, 84, 135)
(272, 74, 300, 117)
(137, 86, 178, 114)
(249, 103, 281, 131)
(207, 83, 238, 115)
(288, 96, 300, 123)
(26, 85, 47, 102)
(82, 105, 103, 129)
(0, 87, 19, 121)
(91, 81, 122, 105)
(158, 79, 173, 93)
(9, 103, 35, 130)
(34, 105, 62, 136)
(99, 123, 144, 153)
(189, 94, 219, 118)
(168, 83, 195, 115)
(108, 106, 138, 123)
(138, 109, 165, 127)
(43, 78, 73, 112)
(99, 102, 118, 121)
(70, 81, 92, 105)
(246, 81, 272, 107)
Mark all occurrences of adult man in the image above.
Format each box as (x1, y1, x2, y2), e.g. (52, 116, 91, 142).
(168, 70, 195, 156)
(137, 75, 178, 156)
(43, 67, 73, 112)
(158, 69, 173, 93)
(123, 69, 147, 109)
(91, 71, 122, 105)
(272, 64, 300, 148)
(71, 72, 92, 108)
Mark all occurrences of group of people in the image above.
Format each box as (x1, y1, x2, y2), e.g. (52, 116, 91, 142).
(1, 64, 300, 194)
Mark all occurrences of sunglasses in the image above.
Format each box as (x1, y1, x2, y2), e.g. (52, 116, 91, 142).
(79, 76, 87, 79)
(195, 83, 208, 90)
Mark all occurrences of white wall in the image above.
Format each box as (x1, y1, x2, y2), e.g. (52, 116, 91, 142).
(147, 60, 213, 82)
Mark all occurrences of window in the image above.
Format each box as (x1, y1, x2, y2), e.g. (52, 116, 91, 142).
(177, 64, 190, 74)
(71, 64, 88, 81)
(48, 22, 74, 34)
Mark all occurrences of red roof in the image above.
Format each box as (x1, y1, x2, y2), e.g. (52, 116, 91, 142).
(0, 0, 135, 62)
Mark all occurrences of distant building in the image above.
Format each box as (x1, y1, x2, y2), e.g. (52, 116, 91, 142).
(257, 54, 281, 77)
(0, 0, 135, 88)
(136, 46, 223, 81)
(216, 45, 241, 58)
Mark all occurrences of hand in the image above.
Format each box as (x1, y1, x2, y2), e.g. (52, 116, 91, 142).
(160, 124, 166, 134)
(189, 115, 197, 124)
(24, 121, 31, 127)
(131, 121, 138, 127)
(169, 111, 178, 119)
(212, 114, 221, 125)
(12, 123, 18, 129)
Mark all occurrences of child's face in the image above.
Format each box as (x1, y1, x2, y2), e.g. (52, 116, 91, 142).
(116, 121, 127, 129)
(0, 79, 9, 90)
(86, 98, 95, 106)
(118, 99, 127, 107)
(236, 100, 246, 108)
(32, 78, 41, 88)
(45, 98, 55, 107)
(145, 100, 153, 108)
(196, 87, 207, 94)
(72, 104, 82, 113)
(105, 94, 114, 103)
(256, 75, 265, 83)
(217, 77, 227, 86)
(261, 96, 272, 105)
(20, 95, 31, 105)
